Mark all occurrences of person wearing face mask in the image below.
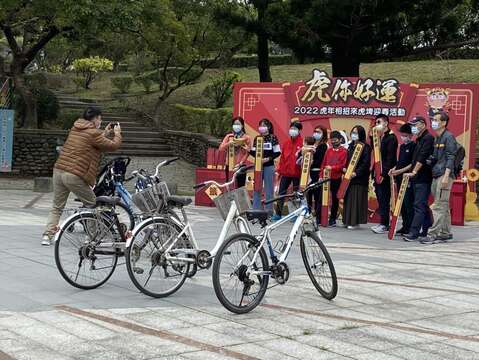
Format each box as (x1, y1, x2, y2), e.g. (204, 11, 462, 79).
(219, 116, 252, 187)
(371, 114, 398, 234)
(42, 107, 122, 246)
(388, 124, 416, 235)
(321, 131, 348, 226)
(424, 112, 457, 243)
(250, 118, 281, 213)
(343, 126, 372, 230)
(273, 121, 304, 221)
(305, 126, 328, 224)
(402, 116, 434, 242)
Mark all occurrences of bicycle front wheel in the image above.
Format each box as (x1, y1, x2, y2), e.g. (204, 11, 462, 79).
(212, 233, 269, 314)
(126, 217, 190, 298)
(300, 231, 337, 300)
(55, 212, 118, 290)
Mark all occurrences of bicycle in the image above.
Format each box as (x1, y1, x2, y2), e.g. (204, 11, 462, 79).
(211, 179, 338, 314)
(124, 165, 254, 298)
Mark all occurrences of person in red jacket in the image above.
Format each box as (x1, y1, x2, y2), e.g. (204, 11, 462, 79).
(321, 130, 348, 226)
(272, 121, 303, 221)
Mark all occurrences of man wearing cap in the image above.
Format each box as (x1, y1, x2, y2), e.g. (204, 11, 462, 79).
(389, 124, 416, 235)
(424, 112, 457, 243)
(403, 116, 434, 242)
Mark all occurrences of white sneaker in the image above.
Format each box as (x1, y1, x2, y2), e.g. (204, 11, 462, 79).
(41, 235, 52, 246)
(347, 225, 358, 230)
(372, 225, 388, 234)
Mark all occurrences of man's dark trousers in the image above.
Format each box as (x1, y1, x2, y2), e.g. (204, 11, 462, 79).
(409, 182, 432, 238)
(375, 177, 391, 228)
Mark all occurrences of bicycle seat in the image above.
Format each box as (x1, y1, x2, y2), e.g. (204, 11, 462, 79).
(96, 196, 122, 207)
(245, 210, 269, 223)
(166, 195, 192, 207)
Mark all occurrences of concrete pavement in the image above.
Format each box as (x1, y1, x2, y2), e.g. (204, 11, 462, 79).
(1, 189, 479, 359)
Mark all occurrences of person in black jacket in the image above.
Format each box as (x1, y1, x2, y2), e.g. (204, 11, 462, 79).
(343, 125, 372, 229)
(371, 114, 398, 234)
(389, 124, 416, 235)
(403, 116, 434, 241)
(308, 126, 328, 225)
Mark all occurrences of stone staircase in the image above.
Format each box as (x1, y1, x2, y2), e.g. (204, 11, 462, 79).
(55, 93, 175, 157)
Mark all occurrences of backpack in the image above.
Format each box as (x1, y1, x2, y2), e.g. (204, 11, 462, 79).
(453, 142, 465, 177)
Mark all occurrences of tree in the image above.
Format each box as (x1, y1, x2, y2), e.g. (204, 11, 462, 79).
(267, 0, 479, 76)
(0, 0, 141, 128)
(214, 0, 274, 82)
(72, 57, 113, 89)
(203, 70, 242, 108)
(131, 0, 247, 125)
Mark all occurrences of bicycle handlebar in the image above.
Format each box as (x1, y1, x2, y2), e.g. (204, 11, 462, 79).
(262, 178, 331, 205)
(193, 164, 253, 190)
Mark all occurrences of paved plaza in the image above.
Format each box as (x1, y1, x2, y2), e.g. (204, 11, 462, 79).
(1, 189, 479, 359)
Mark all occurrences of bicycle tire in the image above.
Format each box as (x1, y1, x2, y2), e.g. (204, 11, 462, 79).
(212, 233, 269, 314)
(300, 231, 337, 300)
(55, 212, 118, 290)
(126, 217, 190, 298)
(117, 201, 135, 232)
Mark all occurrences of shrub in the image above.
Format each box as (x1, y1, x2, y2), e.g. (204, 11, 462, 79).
(111, 76, 134, 94)
(14, 88, 59, 129)
(72, 56, 113, 89)
(72, 77, 84, 91)
(203, 71, 242, 108)
(172, 104, 232, 137)
(135, 73, 154, 93)
(58, 110, 80, 130)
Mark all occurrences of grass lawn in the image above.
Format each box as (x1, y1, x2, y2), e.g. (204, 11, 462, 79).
(53, 59, 479, 127)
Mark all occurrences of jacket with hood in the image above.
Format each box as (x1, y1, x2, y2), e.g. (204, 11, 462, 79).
(55, 119, 122, 186)
(277, 135, 303, 178)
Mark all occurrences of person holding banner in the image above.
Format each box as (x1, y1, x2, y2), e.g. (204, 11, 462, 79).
(371, 114, 398, 234)
(272, 121, 303, 220)
(250, 118, 281, 213)
(219, 116, 252, 187)
(308, 127, 328, 224)
(343, 126, 371, 229)
(321, 131, 348, 227)
(389, 124, 416, 235)
(403, 116, 434, 242)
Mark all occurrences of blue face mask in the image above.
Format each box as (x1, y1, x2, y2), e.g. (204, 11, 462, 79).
(411, 126, 419, 135)
(313, 132, 322, 141)
(351, 133, 359, 141)
(289, 128, 299, 138)
(232, 124, 242, 133)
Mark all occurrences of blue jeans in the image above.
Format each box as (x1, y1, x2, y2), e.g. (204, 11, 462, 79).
(409, 182, 432, 238)
(253, 165, 275, 213)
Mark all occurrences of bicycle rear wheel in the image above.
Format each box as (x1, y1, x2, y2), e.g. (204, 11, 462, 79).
(116, 201, 135, 232)
(212, 233, 269, 314)
(55, 212, 118, 290)
(300, 231, 337, 300)
(126, 217, 190, 298)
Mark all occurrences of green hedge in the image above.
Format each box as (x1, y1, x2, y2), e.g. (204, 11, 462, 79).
(111, 76, 134, 93)
(172, 104, 232, 137)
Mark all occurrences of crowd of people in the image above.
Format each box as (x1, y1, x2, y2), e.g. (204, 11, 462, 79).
(220, 112, 461, 244)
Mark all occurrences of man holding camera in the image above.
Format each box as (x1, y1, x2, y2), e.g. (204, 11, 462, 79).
(424, 112, 457, 243)
(41, 107, 122, 246)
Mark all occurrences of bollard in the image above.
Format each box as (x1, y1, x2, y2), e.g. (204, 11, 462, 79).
(34, 177, 53, 193)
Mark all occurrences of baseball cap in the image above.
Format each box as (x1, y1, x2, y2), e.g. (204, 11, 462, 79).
(408, 115, 426, 125)
(399, 123, 412, 134)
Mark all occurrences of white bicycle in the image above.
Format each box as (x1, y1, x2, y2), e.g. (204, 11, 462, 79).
(125, 165, 254, 298)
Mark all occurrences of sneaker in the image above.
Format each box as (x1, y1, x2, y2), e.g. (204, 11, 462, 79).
(436, 233, 453, 242)
(328, 219, 337, 227)
(396, 227, 408, 235)
(347, 225, 358, 230)
(420, 235, 437, 244)
(372, 225, 388, 234)
(41, 235, 52, 246)
(370, 224, 381, 232)
(271, 214, 282, 222)
(403, 233, 419, 242)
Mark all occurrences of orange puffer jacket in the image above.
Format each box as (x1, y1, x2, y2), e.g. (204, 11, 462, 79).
(55, 119, 122, 186)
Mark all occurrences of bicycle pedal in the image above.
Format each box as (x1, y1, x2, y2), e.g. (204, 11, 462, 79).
(133, 267, 144, 274)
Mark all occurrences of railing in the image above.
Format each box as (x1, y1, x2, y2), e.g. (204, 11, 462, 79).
(0, 77, 13, 109)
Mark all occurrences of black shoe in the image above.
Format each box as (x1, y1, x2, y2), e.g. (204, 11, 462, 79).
(403, 233, 419, 242)
(396, 227, 408, 235)
(328, 219, 337, 227)
(435, 233, 453, 242)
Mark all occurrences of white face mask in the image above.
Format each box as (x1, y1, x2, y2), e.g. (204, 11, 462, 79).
(401, 135, 411, 143)
(289, 128, 299, 138)
(411, 126, 419, 135)
(232, 124, 242, 133)
(375, 123, 384, 131)
(431, 121, 440, 130)
(313, 132, 322, 141)
(351, 133, 359, 141)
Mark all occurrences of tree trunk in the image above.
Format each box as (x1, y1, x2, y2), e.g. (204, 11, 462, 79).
(12, 69, 38, 129)
(153, 98, 164, 128)
(256, 4, 272, 82)
(331, 44, 360, 77)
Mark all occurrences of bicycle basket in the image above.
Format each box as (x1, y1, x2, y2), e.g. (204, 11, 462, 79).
(213, 187, 251, 220)
(132, 181, 170, 213)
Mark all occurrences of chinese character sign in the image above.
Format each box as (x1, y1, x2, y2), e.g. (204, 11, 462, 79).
(0, 109, 14, 172)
